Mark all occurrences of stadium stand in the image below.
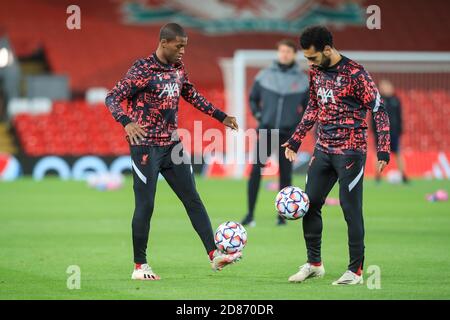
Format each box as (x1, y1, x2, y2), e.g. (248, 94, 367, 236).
(12, 89, 227, 156)
(10, 88, 449, 156)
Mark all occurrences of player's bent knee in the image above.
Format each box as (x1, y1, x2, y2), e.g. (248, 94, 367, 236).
(308, 196, 325, 210)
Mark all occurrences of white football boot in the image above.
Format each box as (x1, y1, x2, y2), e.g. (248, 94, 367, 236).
(131, 263, 161, 280)
(332, 270, 363, 285)
(288, 263, 325, 283)
(210, 250, 242, 271)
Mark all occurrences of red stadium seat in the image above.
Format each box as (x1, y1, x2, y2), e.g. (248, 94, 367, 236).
(11, 87, 450, 157)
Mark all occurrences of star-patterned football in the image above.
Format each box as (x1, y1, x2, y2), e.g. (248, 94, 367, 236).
(275, 186, 310, 220)
(214, 221, 247, 254)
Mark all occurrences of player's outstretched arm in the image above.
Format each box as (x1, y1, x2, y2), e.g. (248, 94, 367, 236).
(222, 116, 239, 130)
(282, 71, 319, 161)
(353, 69, 391, 173)
(373, 109, 390, 173)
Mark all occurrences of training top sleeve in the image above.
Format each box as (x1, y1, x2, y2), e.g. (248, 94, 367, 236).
(353, 68, 391, 162)
(285, 70, 320, 152)
(105, 59, 151, 127)
(249, 80, 262, 121)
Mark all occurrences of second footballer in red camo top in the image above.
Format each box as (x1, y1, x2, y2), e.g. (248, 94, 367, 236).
(283, 26, 390, 285)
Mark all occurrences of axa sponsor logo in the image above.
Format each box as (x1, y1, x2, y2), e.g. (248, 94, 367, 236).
(317, 87, 336, 104)
(159, 83, 180, 98)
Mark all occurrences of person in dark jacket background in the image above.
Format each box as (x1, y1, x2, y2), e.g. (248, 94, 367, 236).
(372, 79, 408, 183)
(241, 39, 309, 227)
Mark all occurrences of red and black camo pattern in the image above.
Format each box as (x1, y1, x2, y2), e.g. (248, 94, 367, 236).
(105, 53, 227, 146)
(287, 56, 390, 158)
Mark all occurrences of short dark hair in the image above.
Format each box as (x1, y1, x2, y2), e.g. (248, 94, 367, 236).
(277, 39, 297, 52)
(159, 23, 187, 41)
(299, 26, 333, 51)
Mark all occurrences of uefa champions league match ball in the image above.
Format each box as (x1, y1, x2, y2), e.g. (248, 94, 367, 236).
(214, 221, 247, 254)
(275, 186, 310, 220)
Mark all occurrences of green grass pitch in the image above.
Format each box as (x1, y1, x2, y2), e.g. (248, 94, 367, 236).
(0, 175, 449, 299)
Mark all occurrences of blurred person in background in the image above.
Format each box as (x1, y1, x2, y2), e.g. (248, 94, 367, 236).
(0, 80, 5, 121)
(241, 39, 309, 227)
(372, 79, 408, 183)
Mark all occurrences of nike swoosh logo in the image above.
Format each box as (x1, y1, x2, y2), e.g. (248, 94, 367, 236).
(346, 162, 355, 170)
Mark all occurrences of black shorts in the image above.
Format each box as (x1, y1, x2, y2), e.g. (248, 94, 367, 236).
(390, 134, 400, 153)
